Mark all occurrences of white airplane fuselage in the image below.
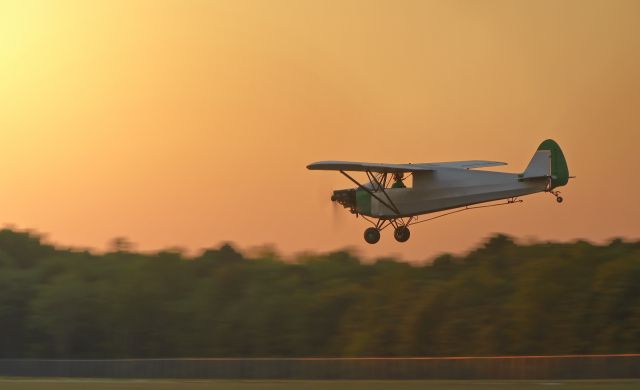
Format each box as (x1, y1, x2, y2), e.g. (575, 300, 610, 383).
(362, 168, 548, 218)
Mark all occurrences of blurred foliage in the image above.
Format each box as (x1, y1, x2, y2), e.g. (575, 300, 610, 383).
(0, 229, 638, 358)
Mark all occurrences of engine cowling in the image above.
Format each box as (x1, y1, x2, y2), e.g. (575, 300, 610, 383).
(331, 189, 356, 212)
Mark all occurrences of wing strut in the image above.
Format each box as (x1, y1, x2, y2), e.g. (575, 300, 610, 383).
(365, 171, 400, 215)
(339, 170, 401, 215)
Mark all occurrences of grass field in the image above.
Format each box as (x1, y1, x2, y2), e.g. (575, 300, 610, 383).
(1, 379, 639, 390)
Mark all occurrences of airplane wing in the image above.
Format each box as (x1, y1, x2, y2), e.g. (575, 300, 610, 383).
(421, 160, 507, 169)
(307, 160, 506, 173)
(306, 161, 435, 173)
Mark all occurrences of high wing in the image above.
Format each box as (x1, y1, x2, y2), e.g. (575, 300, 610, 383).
(423, 160, 508, 169)
(306, 160, 506, 173)
(306, 161, 433, 173)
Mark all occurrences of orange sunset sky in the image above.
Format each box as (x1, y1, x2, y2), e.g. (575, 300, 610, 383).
(1, 0, 639, 261)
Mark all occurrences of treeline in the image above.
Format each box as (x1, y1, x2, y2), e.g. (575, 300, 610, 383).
(0, 229, 639, 358)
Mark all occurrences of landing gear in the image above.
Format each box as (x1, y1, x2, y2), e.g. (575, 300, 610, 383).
(549, 190, 564, 204)
(362, 218, 414, 244)
(364, 227, 381, 244)
(394, 226, 410, 243)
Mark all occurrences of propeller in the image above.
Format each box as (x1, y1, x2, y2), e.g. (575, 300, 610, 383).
(332, 197, 347, 228)
(313, 185, 347, 229)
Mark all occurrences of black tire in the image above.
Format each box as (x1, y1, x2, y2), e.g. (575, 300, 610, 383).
(364, 227, 381, 244)
(556, 196, 564, 203)
(394, 226, 411, 243)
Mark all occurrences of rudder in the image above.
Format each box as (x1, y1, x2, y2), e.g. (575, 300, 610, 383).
(538, 139, 569, 188)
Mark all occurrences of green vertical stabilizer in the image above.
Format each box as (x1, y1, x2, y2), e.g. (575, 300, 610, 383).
(538, 139, 569, 188)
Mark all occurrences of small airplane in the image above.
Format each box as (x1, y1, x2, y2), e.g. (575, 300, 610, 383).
(307, 139, 571, 244)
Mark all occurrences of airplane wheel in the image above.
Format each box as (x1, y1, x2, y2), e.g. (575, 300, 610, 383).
(556, 196, 564, 203)
(394, 226, 410, 243)
(364, 227, 381, 244)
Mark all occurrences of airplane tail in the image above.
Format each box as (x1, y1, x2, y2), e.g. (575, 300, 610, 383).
(522, 139, 569, 188)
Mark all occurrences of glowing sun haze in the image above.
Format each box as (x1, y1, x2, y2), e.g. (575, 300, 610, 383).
(1, 0, 639, 261)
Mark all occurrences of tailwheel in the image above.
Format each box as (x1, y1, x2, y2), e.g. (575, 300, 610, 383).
(394, 225, 411, 243)
(364, 227, 381, 244)
(550, 190, 563, 203)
